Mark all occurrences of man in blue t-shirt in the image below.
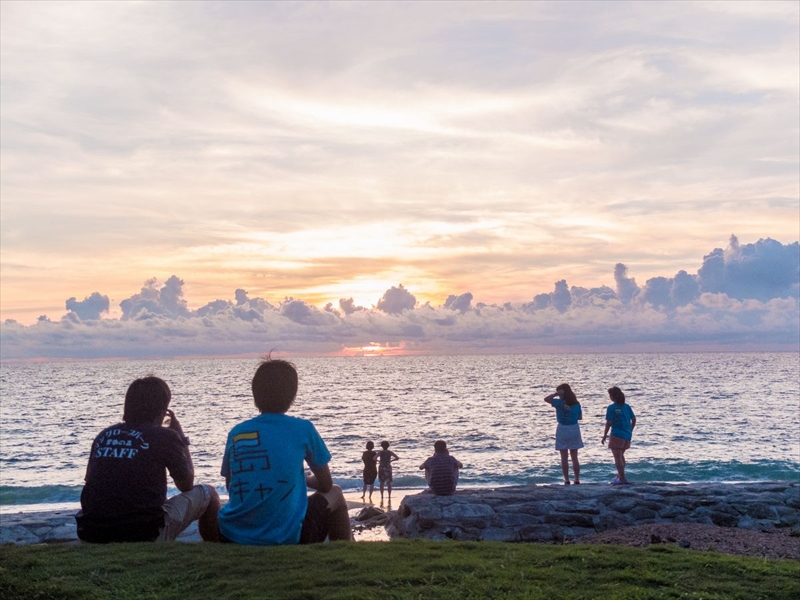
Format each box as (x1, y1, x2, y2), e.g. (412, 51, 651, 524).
(218, 359, 352, 545)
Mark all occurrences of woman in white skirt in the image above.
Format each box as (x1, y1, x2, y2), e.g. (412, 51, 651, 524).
(544, 383, 584, 485)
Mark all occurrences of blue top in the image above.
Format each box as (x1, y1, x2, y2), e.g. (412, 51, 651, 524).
(551, 398, 582, 425)
(218, 413, 331, 545)
(605, 403, 636, 441)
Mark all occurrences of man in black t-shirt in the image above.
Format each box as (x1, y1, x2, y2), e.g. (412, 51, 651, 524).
(76, 376, 220, 543)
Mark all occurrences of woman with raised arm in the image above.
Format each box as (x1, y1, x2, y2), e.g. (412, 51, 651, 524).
(543, 383, 584, 485)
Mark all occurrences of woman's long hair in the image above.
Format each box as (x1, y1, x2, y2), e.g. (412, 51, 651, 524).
(608, 386, 626, 404)
(558, 383, 578, 406)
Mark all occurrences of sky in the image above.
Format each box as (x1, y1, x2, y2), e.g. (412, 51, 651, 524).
(1, 1, 798, 359)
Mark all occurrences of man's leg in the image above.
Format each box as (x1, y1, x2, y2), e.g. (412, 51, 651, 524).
(198, 487, 221, 542)
(160, 484, 220, 542)
(318, 485, 352, 541)
(300, 486, 353, 543)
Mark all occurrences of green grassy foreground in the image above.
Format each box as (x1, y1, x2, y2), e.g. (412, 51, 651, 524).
(1, 540, 797, 600)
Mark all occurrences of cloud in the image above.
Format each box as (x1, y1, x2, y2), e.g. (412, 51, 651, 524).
(65, 292, 109, 321)
(1, 2, 798, 328)
(338, 298, 366, 315)
(444, 292, 473, 314)
(697, 235, 800, 301)
(614, 263, 640, 305)
(120, 276, 190, 321)
(376, 284, 417, 314)
(1, 237, 797, 359)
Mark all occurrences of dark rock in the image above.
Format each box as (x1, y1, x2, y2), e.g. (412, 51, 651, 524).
(630, 507, 658, 520)
(544, 512, 595, 528)
(519, 524, 560, 542)
(386, 482, 797, 544)
(355, 506, 385, 521)
(608, 498, 639, 513)
(498, 512, 543, 528)
(659, 505, 689, 518)
(593, 513, 631, 532)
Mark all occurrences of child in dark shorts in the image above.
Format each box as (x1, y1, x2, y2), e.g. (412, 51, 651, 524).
(361, 441, 378, 502)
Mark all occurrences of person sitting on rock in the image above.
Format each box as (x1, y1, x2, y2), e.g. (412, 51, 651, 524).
(419, 440, 463, 496)
(76, 376, 220, 543)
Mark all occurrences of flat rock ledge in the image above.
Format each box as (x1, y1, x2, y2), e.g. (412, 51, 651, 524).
(386, 482, 800, 543)
(0, 511, 203, 546)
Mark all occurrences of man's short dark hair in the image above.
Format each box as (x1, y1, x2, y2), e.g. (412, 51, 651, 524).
(252, 359, 298, 413)
(123, 376, 171, 425)
(434, 440, 447, 453)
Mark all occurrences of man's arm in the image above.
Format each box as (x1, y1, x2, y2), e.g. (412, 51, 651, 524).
(172, 441, 195, 492)
(166, 409, 194, 492)
(308, 464, 333, 493)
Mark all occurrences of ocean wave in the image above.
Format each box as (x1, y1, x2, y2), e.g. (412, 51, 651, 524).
(0, 485, 84, 506)
(3, 459, 798, 508)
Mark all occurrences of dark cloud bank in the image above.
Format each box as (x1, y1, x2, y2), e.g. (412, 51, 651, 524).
(2, 236, 798, 359)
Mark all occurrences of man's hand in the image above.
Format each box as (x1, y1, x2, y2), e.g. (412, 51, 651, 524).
(165, 409, 190, 445)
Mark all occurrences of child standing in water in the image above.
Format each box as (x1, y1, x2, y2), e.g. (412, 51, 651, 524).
(544, 383, 583, 485)
(360, 441, 378, 502)
(376, 440, 399, 505)
(602, 386, 636, 485)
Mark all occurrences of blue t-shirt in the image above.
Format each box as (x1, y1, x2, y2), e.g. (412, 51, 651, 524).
(551, 398, 582, 425)
(605, 403, 636, 441)
(218, 413, 331, 545)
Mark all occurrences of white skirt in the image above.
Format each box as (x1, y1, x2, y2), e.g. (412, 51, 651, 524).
(555, 423, 584, 450)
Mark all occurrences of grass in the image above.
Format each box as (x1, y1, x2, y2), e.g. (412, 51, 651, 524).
(0, 540, 797, 600)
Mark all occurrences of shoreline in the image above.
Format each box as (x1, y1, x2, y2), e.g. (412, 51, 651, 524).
(0, 488, 427, 545)
(4, 479, 795, 516)
(3, 482, 798, 548)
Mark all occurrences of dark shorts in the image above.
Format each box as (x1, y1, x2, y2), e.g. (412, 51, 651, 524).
(219, 493, 331, 545)
(298, 492, 331, 544)
(363, 467, 377, 485)
(608, 435, 631, 450)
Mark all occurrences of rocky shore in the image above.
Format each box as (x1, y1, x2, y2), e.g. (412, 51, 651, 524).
(387, 481, 800, 544)
(3, 482, 798, 555)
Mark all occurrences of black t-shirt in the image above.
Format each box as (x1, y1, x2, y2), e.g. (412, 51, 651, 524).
(79, 422, 192, 534)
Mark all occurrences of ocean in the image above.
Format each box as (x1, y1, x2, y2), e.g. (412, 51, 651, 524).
(1, 353, 798, 513)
